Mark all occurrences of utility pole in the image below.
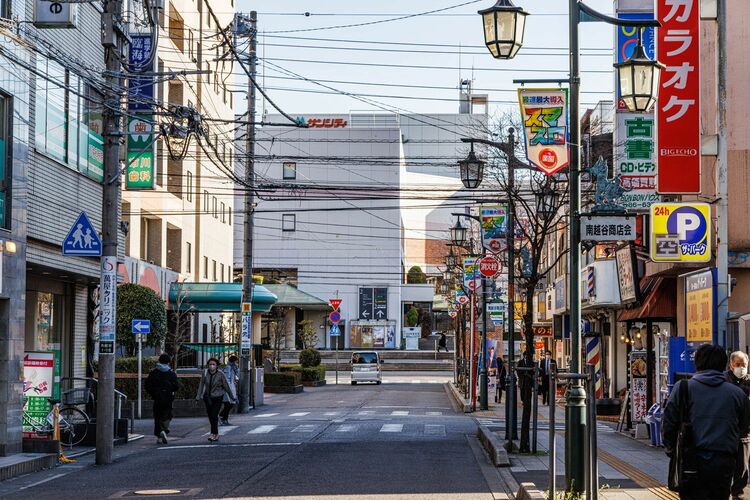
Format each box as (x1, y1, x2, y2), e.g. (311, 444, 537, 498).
(716, 0, 729, 348)
(97, 0, 125, 465)
(238, 10, 257, 413)
(505, 129, 517, 448)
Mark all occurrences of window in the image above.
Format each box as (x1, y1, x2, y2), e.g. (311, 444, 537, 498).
(203, 190, 209, 212)
(185, 242, 192, 273)
(0, 94, 10, 229)
(282, 214, 296, 232)
(220, 263, 225, 282)
(212, 197, 218, 218)
(228, 207, 232, 225)
(283, 162, 296, 180)
(212, 259, 217, 281)
(35, 58, 67, 164)
(168, 4, 184, 53)
(186, 171, 193, 202)
(220, 202, 226, 223)
(202, 256, 208, 279)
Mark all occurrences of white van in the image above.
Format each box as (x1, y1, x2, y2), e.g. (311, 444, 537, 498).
(350, 351, 383, 385)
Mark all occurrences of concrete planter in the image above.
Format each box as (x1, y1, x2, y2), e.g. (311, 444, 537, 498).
(302, 380, 326, 387)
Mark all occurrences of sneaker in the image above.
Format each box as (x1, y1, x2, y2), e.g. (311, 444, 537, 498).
(160, 430, 168, 444)
(219, 419, 229, 426)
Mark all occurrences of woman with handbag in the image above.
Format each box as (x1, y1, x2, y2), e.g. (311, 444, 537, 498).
(196, 357, 232, 442)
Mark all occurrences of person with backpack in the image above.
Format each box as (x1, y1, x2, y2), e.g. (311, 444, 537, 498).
(662, 344, 750, 499)
(196, 357, 232, 442)
(145, 353, 179, 445)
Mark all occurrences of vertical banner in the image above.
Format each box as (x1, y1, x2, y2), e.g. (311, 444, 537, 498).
(517, 88, 569, 176)
(479, 205, 507, 253)
(656, 0, 701, 193)
(127, 34, 155, 190)
(629, 350, 648, 422)
(462, 257, 481, 292)
(615, 113, 660, 211)
(685, 269, 715, 343)
(99, 256, 117, 354)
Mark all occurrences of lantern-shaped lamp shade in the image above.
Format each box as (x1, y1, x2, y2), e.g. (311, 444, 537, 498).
(442, 268, 453, 282)
(478, 0, 529, 60)
(536, 185, 559, 217)
(450, 220, 468, 247)
(439, 281, 449, 295)
(446, 249, 457, 269)
(458, 150, 485, 189)
(614, 42, 664, 112)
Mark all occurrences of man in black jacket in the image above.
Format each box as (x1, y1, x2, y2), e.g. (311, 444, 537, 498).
(662, 344, 750, 500)
(727, 351, 750, 500)
(145, 353, 179, 444)
(539, 350, 556, 405)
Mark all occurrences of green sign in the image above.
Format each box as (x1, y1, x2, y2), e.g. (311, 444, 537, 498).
(126, 115, 155, 190)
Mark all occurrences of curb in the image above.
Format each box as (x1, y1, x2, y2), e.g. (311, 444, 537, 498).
(516, 482, 546, 500)
(445, 382, 471, 413)
(477, 425, 510, 467)
(0, 453, 57, 482)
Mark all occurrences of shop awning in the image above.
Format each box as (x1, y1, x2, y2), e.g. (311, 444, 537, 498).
(262, 284, 329, 310)
(168, 282, 277, 313)
(182, 343, 237, 353)
(617, 277, 676, 322)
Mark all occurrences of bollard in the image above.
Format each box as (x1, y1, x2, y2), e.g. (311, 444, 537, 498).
(532, 365, 538, 454)
(549, 372, 556, 499)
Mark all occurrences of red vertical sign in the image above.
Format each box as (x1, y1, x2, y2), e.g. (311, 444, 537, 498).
(656, 0, 701, 194)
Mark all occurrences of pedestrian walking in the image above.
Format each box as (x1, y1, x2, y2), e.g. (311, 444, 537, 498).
(144, 353, 179, 445)
(539, 350, 556, 406)
(437, 332, 449, 352)
(220, 355, 239, 426)
(196, 357, 232, 442)
(727, 351, 750, 500)
(495, 356, 506, 404)
(662, 344, 750, 500)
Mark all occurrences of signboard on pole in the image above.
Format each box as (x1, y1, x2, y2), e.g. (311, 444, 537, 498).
(329, 311, 341, 324)
(479, 255, 501, 277)
(329, 324, 341, 337)
(656, 0, 701, 193)
(241, 315, 252, 351)
(22, 352, 55, 438)
(480, 205, 507, 253)
(127, 34, 155, 190)
(463, 257, 481, 292)
(34, 0, 76, 28)
(580, 215, 637, 241)
(685, 268, 715, 343)
(616, 245, 639, 303)
(358, 288, 373, 320)
(99, 256, 117, 354)
(614, 113, 661, 211)
(650, 203, 711, 262)
(62, 212, 102, 257)
(329, 298, 342, 311)
(518, 88, 569, 176)
(373, 288, 388, 320)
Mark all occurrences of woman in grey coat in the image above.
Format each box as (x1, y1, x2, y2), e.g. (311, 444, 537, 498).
(196, 357, 232, 441)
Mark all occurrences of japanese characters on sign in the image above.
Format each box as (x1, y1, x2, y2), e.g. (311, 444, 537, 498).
(462, 257, 481, 292)
(299, 117, 348, 129)
(615, 113, 661, 211)
(99, 256, 117, 354)
(630, 351, 648, 422)
(479, 205, 507, 253)
(650, 203, 711, 262)
(518, 89, 569, 176)
(656, 0, 701, 193)
(580, 215, 637, 242)
(616, 245, 638, 303)
(685, 269, 715, 343)
(22, 352, 56, 438)
(127, 34, 155, 190)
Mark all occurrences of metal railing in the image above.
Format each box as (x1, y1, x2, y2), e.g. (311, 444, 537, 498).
(61, 376, 129, 427)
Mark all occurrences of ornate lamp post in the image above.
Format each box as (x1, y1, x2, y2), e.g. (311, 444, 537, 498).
(478, 0, 529, 60)
(458, 146, 485, 189)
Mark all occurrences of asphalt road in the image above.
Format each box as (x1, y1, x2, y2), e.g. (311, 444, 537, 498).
(0, 374, 514, 499)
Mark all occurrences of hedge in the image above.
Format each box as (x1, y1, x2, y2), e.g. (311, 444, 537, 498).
(264, 372, 302, 387)
(279, 364, 326, 382)
(299, 348, 321, 368)
(93, 356, 159, 374)
(114, 375, 200, 401)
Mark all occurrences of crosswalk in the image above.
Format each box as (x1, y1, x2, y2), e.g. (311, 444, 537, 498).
(248, 410, 444, 419)
(204, 422, 451, 438)
(475, 417, 615, 434)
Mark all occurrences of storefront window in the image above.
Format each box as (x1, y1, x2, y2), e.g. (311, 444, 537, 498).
(349, 321, 396, 349)
(28, 292, 63, 399)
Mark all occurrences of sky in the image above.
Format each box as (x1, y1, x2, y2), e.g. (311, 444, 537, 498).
(231, 0, 617, 118)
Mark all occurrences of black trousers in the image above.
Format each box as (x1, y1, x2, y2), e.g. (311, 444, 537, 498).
(204, 396, 223, 435)
(220, 402, 234, 421)
(732, 441, 750, 498)
(152, 399, 173, 437)
(540, 379, 549, 405)
(681, 452, 735, 500)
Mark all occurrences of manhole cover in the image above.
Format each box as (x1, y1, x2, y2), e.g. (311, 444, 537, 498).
(133, 490, 182, 496)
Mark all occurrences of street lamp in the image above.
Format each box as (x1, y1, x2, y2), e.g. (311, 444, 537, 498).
(439, 281, 450, 295)
(450, 220, 468, 247)
(446, 248, 458, 269)
(536, 184, 559, 218)
(614, 32, 664, 113)
(442, 268, 453, 282)
(458, 146, 485, 189)
(478, 0, 529, 59)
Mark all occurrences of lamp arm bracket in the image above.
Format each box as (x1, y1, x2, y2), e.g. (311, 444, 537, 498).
(452, 212, 482, 223)
(577, 1, 661, 27)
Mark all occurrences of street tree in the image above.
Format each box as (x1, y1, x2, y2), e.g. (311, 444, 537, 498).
(166, 281, 195, 368)
(406, 266, 428, 284)
(116, 283, 167, 355)
(297, 319, 318, 349)
(268, 306, 292, 370)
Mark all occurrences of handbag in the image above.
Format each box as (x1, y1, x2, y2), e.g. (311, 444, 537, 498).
(667, 379, 699, 492)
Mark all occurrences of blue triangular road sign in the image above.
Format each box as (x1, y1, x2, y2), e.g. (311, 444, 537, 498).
(329, 324, 341, 337)
(62, 212, 102, 256)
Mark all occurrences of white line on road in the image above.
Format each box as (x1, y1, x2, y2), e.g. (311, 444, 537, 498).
(18, 473, 68, 491)
(324, 412, 340, 416)
(292, 424, 318, 433)
(390, 411, 409, 416)
(357, 411, 374, 415)
(248, 425, 277, 434)
(158, 442, 300, 450)
(424, 424, 446, 436)
(288, 412, 310, 417)
(336, 424, 358, 432)
(254, 413, 279, 418)
(425, 412, 443, 416)
(380, 424, 403, 433)
(203, 425, 237, 436)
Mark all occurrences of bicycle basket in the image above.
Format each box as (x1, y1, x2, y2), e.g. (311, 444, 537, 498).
(62, 387, 91, 406)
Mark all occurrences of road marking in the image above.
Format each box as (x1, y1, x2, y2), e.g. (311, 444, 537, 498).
(357, 410, 374, 415)
(390, 410, 409, 416)
(336, 424, 358, 432)
(292, 424, 318, 433)
(248, 425, 277, 434)
(380, 424, 403, 433)
(158, 442, 300, 450)
(424, 424, 446, 436)
(324, 412, 340, 416)
(254, 413, 279, 418)
(411, 380, 421, 384)
(203, 425, 237, 436)
(288, 412, 309, 417)
(18, 473, 68, 491)
(425, 411, 443, 416)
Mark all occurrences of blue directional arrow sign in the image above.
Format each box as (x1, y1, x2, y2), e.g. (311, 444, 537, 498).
(329, 324, 341, 337)
(62, 212, 102, 256)
(132, 319, 151, 334)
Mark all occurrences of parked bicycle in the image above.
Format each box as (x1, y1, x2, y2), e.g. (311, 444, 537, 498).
(22, 387, 92, 447)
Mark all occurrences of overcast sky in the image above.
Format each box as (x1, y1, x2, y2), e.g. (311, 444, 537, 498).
(231, 0, 616, 118)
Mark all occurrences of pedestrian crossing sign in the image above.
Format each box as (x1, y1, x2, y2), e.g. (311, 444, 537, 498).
(62, 212, 102, 257)
(329, 324, 341, 337)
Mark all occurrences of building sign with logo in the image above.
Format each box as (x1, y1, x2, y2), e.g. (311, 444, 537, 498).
(480, 205, 507, 253)
(463, 257, 481, 292)
(650, 203, 711, 262)
(685, 268, 715, 343)
(127, 34, 155, 190)
(656, 0, 701, 193)
(297, 117, 348, 129)
(554, 276, 567, 313)
(518, 88, 569, 176)
(615, 113, 660, 211)
(616, 245, 638, 303)
(34, 0, 76, 28)
(580, 215, 636, 241)
(23, 352, 56, 438)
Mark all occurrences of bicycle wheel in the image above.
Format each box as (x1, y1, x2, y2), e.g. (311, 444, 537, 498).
(58, 407, 89, 447)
